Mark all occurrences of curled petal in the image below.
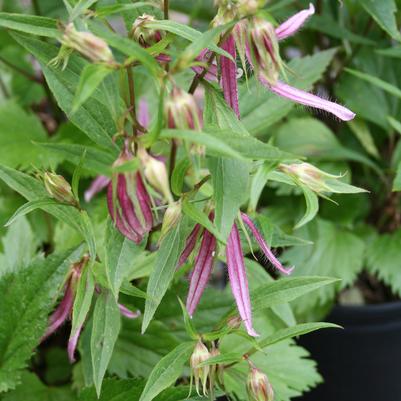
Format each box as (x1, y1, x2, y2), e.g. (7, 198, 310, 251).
(241, 213, 293, 275)
(192, 49, 218, 82)
(68, 323, 83, 363)
(186, 230, 216, 316)
(43, 283, 74, 340)
(263, 78, 356, 121)
(119, 304, 141, 319)
(178, 224, 202, 268)
(226, 224, 259, 337)
(275, 3, 315, 41)
(84, 175, 110, 203)
(220, 34, 240, 118)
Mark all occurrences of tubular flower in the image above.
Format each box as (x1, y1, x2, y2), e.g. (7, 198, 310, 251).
(215, 2, 355, 121)
(179, 213, 292, 337)
(107, 147, 153, 244)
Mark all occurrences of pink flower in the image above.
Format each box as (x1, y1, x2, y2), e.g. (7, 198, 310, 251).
(180, 213, 292, 337)
(217, 3, 355, 121)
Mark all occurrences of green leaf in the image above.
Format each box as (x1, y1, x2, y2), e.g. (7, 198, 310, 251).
(95, 2, 157, 17)
(71, 150, 87, 199)
(197, 352, 242, 367)
(0, 165, 97, 261)
(345, 67, 401, 100)
(139, 342, 195, 401)
(0, 12, 59, 38)
(255, 322, 341, 350)
(348, 119, 379, 158)
(182, 198, 225, 244)
(249, 162, 277, 212)
(73, 64, 113, 113)
(4, 198, 62, 227)
(91, 290, 121, 397)
(359, 0, 401, 41)
(177, 298, 198, 340)
(208, 157, 250, 240)
(282, 219, 365, 315)
(376, 45, 401, 59)
(295, 185, 319, 229)
(240, 49, 337, 133)
(12, 33, 119, 151)
(0, 246, 83, 392)
(393, 162, 401, 191)
(388, 116, 401, 136)
(171, 158, 191, 196)
(0, 101, 49, 169)
(3, 372, 74, 401)
(142, 216, 193, 333)
(250, 276, 339, 313)
(105, 219, 146, 297)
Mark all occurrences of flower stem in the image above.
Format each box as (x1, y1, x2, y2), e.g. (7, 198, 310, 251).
(188, 52, 216, 94)
(126, 66, 138, 138)
(0, 55, 42, 83)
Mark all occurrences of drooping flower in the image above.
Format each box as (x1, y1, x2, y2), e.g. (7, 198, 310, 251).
(107, 147, 153, 244)
(215, 2, 355, 121)
(247, 365, 274, 401)
(180, 213, 292, 337)
(42, 256, 140, 362)
(190, 340, 212, 396)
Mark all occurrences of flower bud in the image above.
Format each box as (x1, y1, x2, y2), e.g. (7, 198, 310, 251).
(227, 315, 242, 330)
(209, 347, 224, 388)
(279, 162, 342, 193)
(190, 340, 211, 396)
(130, 14, 164, 47)
(138, 148, 173, 203)
(44, 172, 76, 205)
(165, 86, 202, 131)
(247, 367, 274, 401)
(62, 23, 114, 63)
(248, 17, 281, 85)
(160, 201, 182, 239)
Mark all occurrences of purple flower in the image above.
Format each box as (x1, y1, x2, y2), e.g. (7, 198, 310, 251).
(217, 3, 355, 121)
(84, 175, 110, 203)
(107, 148, 153, 244)
(180, 213, 292, 337)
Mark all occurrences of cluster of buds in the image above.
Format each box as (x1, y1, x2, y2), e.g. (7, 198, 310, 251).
(44, 172, 77, 207)
(247, 366, 274, 401)
(165, 86, 202, 130)
(62, 23, 114, 64)
(130, 14, 165, 47)
(279, 162, 344, 194)
(108, 146, 153, 244)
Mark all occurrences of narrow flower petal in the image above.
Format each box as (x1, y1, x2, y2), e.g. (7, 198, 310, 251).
(135, 172, 153, 232)
(192, 49, 218, 82)
(68, 323, 83, 363)
(84, 175, 110, 203)
(263, 78, 356, 121)
(186, 230, 216, 316)
(118, 303, 141, 319)
(275, 3, 315, 41)
(241, 213, 293, 275)
(178, 224, 202, 268)
(43, 283, 74, 340)
(138, 98, 150, 128)
(226, 224, 259, 337)
(220, 34, 240, 118)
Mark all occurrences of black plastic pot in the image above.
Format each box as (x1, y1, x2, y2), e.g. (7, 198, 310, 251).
(297, 301, 401, 401)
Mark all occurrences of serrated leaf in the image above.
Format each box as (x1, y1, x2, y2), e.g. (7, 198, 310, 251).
(105, 219, 146, 297)
(142, 216, 193, 333)
(91, 289, 121, 397)
(0, 12, 59, 38)
(12, 33, 119, 152)
(0, 246, 83, 392)
(139, 342, 195, 401)
(73, 64, 113, 113)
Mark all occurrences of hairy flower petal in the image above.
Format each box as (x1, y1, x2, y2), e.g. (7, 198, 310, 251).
(68, 323, 82, 363)
(226, 224, 259, 337)
(136, 172, 153, 232)
(186, 229, 216, 316)
(220, 34, 240, 118)
(263, 78, 356, 121)
(118, 303, 141, 319)
(275, 3, 315, 40)
(84, 175, 110, 203)
(178, 224, 202, 268)
(241, 213, 293, 275)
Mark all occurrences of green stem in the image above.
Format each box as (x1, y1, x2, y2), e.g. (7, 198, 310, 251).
(126, 67, 138, 138)
(0, 74, 9, 98)
(163, 0, 169, 19)
(0, 55, 41, 83)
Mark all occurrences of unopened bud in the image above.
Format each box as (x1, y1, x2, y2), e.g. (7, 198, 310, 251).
(44, 172, 76, 205)
(62, 23, 114, 63)
(214, 0, 265, 23)
(247, 367, 274, 401)
(227, 315, 242, 329)
(209, 347, 224, 387)
(190, 340, 211, 396)
(160, 201, 182, 239)
(279, 162, 342, 193)
(249, 17, 281, 85)
(138, 148, 173, 203)
(165, 86, 202, 131)
(130, 14, 164, 47)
